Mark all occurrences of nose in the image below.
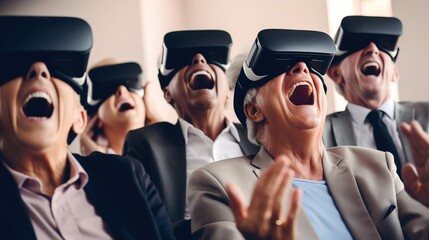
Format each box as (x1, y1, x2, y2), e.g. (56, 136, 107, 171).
(191, 53, 207, 65)
(116, 85, 130, 97)
(288, 62, 310, 75)
(362, 42, 380, 56)
(26, 62, 51, 80)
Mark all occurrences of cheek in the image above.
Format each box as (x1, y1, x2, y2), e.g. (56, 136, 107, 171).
(97, 99, 115, 122)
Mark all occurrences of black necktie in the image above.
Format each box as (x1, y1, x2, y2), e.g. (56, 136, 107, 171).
(367, 110, 402, 177)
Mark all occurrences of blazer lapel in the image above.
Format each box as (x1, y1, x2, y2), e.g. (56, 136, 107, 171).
(235, 123, 260, 155)
(250, 149, 319, 239)
(395, 103, 414, 163)
(0, 160, 37, 240)
(331, 110, 357, 146)
(323, 149, 381, 240)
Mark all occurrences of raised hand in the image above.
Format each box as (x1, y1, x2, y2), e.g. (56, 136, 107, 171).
(79, 115, 108, 155)
(226, 156, 301, 240)
(400, 120, 429, 207)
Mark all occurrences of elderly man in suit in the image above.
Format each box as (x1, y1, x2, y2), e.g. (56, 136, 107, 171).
(0, 16, 174, 239)
(123, 30, 259, 239)
(188, 29, 429, 240)
(323, 16, 429, 177)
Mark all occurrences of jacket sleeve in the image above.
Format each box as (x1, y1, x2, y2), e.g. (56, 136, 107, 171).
(188, 168, 245, 240)
(132, 159, 176, 240)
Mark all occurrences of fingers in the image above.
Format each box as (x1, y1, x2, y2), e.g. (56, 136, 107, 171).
(247, 157, 289, 223)
(282, 189, 302, 240)
(226, 183, 248, 224)
(402, 164, 420, 200)
(270, 168, 294, 225)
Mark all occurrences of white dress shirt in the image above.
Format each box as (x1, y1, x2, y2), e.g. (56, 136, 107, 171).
(179, 118, 244, 219)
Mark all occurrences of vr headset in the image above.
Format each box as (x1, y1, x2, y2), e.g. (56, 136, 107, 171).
(0, 16, 92, 108)
(158, 30, 232, 89)
(333, 15, 402, 64)
(87, 62, 144, 115)
(234, 29, 336, 127)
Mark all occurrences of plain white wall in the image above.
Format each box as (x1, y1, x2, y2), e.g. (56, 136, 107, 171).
(392, 0, 429, 102)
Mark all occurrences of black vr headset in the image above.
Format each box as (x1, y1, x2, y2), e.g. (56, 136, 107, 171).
(87, 62, 144, 115)
(333, 15, 402, 64)
(0, 16, 92, 107)
(234, 29, 336, 127)
(158, 30, 232, 89)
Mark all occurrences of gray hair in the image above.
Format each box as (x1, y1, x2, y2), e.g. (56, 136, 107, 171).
(227, 52, 261, 146)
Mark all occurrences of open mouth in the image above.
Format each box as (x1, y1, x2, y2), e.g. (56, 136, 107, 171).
(288, 82, 314, 106)
(118, 102, 134, 112)
(361, 62, 381, 76)
(189, 70, 215, 90)
(22, 92, 54, 118)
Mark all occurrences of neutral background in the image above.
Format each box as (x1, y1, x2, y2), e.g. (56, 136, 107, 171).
(0, 0, 427, 152)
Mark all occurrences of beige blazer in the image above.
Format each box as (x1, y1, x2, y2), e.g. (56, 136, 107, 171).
(188, 146, 429, 240)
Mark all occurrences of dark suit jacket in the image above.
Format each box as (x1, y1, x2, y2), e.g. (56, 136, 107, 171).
(123, 121, 259, 238)
(323, 101, 429, 164)
(0, 152, 175, 240)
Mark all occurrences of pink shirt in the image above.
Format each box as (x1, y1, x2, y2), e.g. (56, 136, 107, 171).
(2, 152, 113, 240)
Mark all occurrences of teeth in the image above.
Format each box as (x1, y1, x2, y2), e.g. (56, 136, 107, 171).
(191, 70, 212, 81)
(25, 91, 52, 104)
(363, 62, 379, 70)
(288, 82, 312, 98)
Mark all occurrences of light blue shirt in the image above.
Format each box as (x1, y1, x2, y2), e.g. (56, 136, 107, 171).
(292, 178, 352, 240)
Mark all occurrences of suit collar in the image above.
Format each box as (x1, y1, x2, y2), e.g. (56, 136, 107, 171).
(0, 155, 37, 240)
(323, 148, 381, 239)
(395, 103, 414, 163)
(331, 109, 357, 146)
(250, 147, 273, 177)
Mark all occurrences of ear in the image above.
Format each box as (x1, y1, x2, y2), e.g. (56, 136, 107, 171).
(71, 106, 87, 135)
(392, 64, 400, 83)
(327, 64, 343, 84)
(163, 87, 173, 104)
(244, 101, 264, 124)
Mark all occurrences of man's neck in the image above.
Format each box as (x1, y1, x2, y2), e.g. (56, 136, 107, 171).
(1, 145, 69, 196)
(182, 110, 227, 141)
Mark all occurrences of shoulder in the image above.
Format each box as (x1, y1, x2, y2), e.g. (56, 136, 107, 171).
(75, 152, 143, 174)
(325, 109, 349, 120)
(326, 146, 394, 174)
(190, 155, 256, 188)
(128, 121, 180, 137)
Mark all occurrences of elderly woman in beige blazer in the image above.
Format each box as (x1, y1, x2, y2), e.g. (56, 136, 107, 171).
(188, 29, 429, 240)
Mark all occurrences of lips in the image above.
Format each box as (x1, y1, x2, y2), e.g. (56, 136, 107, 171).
(361, 61, 381, 76)
(288, 82, 314, 106)
(22, 91, 54, 118)
(188, 70, 215, 90)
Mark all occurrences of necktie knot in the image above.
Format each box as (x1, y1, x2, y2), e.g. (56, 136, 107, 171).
(367, 110, 384, 125)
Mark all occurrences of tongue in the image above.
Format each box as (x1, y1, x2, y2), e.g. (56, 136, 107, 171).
(289, 85, 313, 105)
(189, 75, 214, 90)
(23, 97, 53, 118)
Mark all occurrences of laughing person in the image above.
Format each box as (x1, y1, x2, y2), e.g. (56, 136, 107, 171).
(80, 61, 147, 155)
(187, 29, 429, 240)
(323, 16, 429, 175)
(123, 30, 259, 239)
(0, 16, 174, 239)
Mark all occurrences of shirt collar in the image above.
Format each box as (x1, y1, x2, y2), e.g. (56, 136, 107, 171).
(346, 98, 395, 126)
(178, 117, 240, 144)
(1, 151, 89, 191)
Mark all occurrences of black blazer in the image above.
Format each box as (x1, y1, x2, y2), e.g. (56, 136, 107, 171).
(0, 152, 175, 240)
(123, 121, 259, 238)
